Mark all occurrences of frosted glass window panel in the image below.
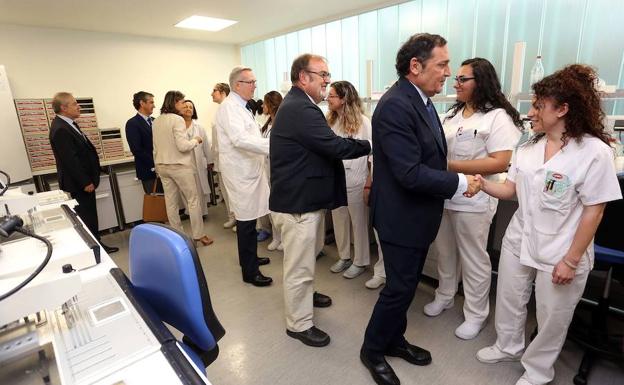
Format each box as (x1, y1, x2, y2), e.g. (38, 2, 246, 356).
(473, 0, 508, 77)
(274, 36, 289, 89)
(504, 0, 544, 94)
(358, 11, 378, 97)
(286, 32, 299, 67)
(578, 0, 624, 87)
(446, 0, 476, 72)
(540, 0, 585, 77)
(326, 20, 343, 83)
(342, 16, 360, 91)
(242, 45, 255, 69)
(253, 41, 268, 98)
(311, 25, 327, 57)
(264, 39, 278, 95)
(378, 6, 400, 91)
(298, 29, 312, 55)
(421, 0, 448, 36)
(399, 0, 422, 44)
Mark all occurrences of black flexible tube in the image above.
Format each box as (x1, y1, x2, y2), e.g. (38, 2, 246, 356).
(0, 227, 53, 302)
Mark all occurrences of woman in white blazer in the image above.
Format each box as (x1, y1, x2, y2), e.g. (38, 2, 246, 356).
(152, 90, 213, 246)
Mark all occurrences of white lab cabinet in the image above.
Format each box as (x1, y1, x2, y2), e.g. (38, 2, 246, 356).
(116, 170, 144, 224)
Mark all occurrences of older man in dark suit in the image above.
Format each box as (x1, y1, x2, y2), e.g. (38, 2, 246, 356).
(49, 92, 118, 254)
(125, 91, 160, 194)
(359, 34, 480, 385)
(270, 54, 371, 347)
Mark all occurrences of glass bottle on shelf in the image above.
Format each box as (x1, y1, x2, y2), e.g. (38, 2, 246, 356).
(529, 55, 544, 87)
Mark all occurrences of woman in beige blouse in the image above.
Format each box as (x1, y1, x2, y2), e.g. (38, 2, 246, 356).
(152, 90, 213, 246)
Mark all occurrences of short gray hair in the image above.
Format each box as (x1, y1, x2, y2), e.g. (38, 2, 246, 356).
(291, 54, 327, 84)
(229, 65, 253, 89)
(52, 92, 74, 113)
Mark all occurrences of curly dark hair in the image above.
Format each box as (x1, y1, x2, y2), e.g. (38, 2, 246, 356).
(261, 91, 283, 134)
(395, 33, 446, 77)
(530, 64, 609, 145)
(445, 58, 523, 128)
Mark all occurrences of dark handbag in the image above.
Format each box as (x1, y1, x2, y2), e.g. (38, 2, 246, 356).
(143, 177, 167, 223)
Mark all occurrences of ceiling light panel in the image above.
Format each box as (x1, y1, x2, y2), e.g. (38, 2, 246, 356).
(174, 16, 237, 32)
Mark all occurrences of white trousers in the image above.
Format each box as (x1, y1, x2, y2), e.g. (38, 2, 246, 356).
(331, 186, 370, 266)
(272, 210, 325, 332)
(258, 214, 281, 242)
(433, 207, 496, 323)
(494, 246, 589, 384)
(217, 171, 235, 221)
(372, 229, 385, 278)
(157, 164, 205, 240)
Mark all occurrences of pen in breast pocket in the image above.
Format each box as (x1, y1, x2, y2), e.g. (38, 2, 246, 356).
(473, 130, 477, 138)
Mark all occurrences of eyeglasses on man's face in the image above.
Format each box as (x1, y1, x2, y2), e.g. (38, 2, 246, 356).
(454, 76, 475, 84)
(305, 70, 331, 80)
(238, 80, 257, 85)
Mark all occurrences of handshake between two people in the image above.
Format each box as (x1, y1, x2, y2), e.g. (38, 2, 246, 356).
(463, 174, 486, 198)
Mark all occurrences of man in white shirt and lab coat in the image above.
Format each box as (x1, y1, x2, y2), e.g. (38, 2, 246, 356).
(214, 66, 272, 287)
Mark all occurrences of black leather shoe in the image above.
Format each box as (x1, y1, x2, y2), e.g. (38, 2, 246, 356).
(360, 348, 400, 385)
(313, 292, 332, 308)
(257, 257, 270, 266)
(101, 243, 119, 254)
(243, 273, 273, 287)
(286, 326, 330, 347)
(386, 342, 432, 366)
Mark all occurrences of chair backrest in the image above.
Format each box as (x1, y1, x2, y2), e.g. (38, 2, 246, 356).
(595, 175, 623, 251)
(129, 223, 225, 352)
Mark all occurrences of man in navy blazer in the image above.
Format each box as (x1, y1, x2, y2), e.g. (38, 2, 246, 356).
(49, 92, 118, 254)
(125, 91, 159, 194)
(360, 34, 480, 385)
(270, 54, 371, 348)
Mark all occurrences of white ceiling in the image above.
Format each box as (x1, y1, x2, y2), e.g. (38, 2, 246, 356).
(0, 0, 404, 45)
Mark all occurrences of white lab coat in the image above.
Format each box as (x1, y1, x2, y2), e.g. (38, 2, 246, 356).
(186, 120, 211, 215)
(214, 93, 270, 221)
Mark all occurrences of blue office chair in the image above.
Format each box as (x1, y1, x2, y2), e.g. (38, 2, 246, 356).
(128, 223, 225, 372)
(568, 175, 623, 385)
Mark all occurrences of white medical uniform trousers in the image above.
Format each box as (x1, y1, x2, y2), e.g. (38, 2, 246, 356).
(372, 229, 385, 279)
(217, 171, 235, 221)
(494, 246, 589, 384)
(433, 207, 496, 323)
(272, 210, 325, 332)
(331, 185, 370, 267)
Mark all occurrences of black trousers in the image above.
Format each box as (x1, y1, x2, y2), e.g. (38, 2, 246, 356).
(236, 219, 260, 279)
(363, 239, 428, 355)
(141, 178, 163, 195)
(70, 189, 99, 240)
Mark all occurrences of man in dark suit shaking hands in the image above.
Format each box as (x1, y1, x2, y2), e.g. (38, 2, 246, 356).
(360, 34, 480, 385)
(49, 92, 118, 254)
(125, 91, 159, 194)
(270, 54, 371, 347)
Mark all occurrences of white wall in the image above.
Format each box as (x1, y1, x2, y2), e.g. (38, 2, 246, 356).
(0, 23, 240, 149)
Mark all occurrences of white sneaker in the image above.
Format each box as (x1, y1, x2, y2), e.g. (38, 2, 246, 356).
(514, 374, 536, 385)
(423, 298, 454, 317)
(476, 345, 522, 364)
(343, 264, 366, 279)
(330, 259, 352, 273)
(223, 218, 236, 228)
(365, 276, 385, 289)
(277, 243, 284, 251)
(267, 239, 281, 251)
(454, 321, 485, 340)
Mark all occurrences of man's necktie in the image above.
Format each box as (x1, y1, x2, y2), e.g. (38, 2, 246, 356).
(147, 117, 152, 128)
(73, 121, 88, 142)
(425, 99, 443, 145)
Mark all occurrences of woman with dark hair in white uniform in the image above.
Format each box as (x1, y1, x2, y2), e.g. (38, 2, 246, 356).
(424, 58, 522, 341)
(475, 64, 622, 385)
